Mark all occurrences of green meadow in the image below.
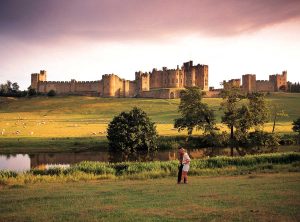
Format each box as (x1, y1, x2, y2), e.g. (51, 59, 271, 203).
(0, 172, 299, 222)
(0, 92, 299, 151)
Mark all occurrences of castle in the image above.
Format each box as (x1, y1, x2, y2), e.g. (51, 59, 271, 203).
(30, 61, 209, 99)
(223, 71, 287, 93)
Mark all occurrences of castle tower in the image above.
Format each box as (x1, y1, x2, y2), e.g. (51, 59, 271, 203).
(242, 74, 256, 93)
(269, 71, 287, 91)
(182, 61, 208, 90)
(195, 64, 208, 91)
(39, 70, 47, 81)
(102, 74, 116, 97)
(30, 70, 47, 91)
(183, 61, 196, 87)
(135, 71, 150, 94)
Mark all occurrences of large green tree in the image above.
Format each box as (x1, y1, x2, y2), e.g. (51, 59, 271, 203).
(107, 107, 158, 153)
(220, 89, 270, 155)
(248, 92, 269, 129)
(220, 87, 245, 155)
(174, 87, 216, 138)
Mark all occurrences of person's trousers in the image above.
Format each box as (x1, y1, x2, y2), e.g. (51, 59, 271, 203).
(177, 164, 183, 183)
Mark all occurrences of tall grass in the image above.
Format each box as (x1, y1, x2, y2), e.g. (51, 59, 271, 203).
(1, 152, 299, 185)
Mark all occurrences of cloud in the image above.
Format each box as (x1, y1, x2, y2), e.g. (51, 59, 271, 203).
(0, 0, 300, 43)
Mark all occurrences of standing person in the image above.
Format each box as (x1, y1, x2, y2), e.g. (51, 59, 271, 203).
(177, 147, 184, 184)
(182, 149, 191, 184)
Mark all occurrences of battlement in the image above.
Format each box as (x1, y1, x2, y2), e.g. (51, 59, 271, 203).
(256, 80, 270, 83)
(30, 60, 209, 98)
(102, 73, 117, 78)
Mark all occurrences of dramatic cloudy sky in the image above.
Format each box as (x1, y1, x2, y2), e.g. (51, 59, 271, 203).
(1, 0, 300, 89)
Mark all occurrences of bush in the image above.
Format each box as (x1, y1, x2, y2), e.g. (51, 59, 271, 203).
(47, 90, 56, 97)
(107, 107, 158, 153)
(27, 88, 37, 96)
(248, 131, 280, 148)
(279, 134, 296, 145)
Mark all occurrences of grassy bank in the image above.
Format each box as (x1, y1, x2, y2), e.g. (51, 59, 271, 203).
(1, 152, 299, 185)
(0, 93, 299, 151)
(0, 172, 299, 221)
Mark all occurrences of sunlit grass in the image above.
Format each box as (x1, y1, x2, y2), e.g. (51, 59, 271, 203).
(0, 173, 299, 221)
(0, 94, 299, 139)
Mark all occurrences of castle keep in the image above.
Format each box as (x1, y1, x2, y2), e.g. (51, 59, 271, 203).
(30, 61, 209, 99)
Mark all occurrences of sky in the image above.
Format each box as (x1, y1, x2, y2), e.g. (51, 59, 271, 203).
(0, 0, 300, 90)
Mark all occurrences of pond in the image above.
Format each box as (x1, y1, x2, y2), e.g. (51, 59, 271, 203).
(0, 146, 299, 171)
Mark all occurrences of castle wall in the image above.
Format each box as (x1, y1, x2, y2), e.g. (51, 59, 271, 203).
(128, 81, 136, 97)
(30, 60, 210, 98)
(140, 88, 183, 99)
(223, 79, 241, 90)
(256, 80, 274, 92)
(37, 80, 102, 96)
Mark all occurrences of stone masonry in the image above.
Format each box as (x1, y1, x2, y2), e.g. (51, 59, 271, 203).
(30, 61, 209, 99)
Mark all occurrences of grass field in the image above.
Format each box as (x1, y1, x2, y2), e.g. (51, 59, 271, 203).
(0, 93, 299, 150)
(0, 172, 299, 221)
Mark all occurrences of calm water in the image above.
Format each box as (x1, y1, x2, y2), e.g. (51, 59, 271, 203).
(0, 146, 299, 171)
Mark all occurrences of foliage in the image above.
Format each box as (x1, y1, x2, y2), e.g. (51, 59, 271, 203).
(288, 81, 300, 92)
(220, 87, 245, 133)
(270, 103, 288, 133)
(47, 89, 56, 97)
(220, 89, 271, 153)
(248, 92, 269, 128)
(174, 87, 216, 137)
(247, 130, 280, 149)
(107, 107, 158, 153)
(279, 134, 296, 145)
(27, 87, 37, 96)
(0, 80, 27, 97)
(292, 117, 300, 135)
(201, 131, 229, 148)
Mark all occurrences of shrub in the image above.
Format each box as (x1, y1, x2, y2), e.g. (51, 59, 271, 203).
(248, 131, 279, 148)
(27, 88, 37, 96)
(47, 89, 56, 97)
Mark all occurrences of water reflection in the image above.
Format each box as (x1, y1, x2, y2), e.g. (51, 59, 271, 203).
(0, 154, 30, 171)
(0, 146, 298, 171)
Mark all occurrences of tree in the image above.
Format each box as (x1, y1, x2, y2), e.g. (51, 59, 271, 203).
(174, 87, 216, 138)
(107, 107, 158, 153)
(270, 104, 288, 133)
(220, 87, 245, 155)
(27, 88, 37, 96)
(248, 92, 269, 129)
(292, 118, 300, 135)
(12, 82, 20, 92)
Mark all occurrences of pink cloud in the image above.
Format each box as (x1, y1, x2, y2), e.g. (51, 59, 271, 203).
(0, 0, 300, 42)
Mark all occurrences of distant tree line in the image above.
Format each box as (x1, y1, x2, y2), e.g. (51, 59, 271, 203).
(0, 81, 27, 97)
(0, 80, 56, 97)
(288, 82, 300, 93)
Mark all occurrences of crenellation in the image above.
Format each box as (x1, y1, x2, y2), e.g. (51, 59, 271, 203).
(223, 71, 288, 93)
(30, 60, 208, 98)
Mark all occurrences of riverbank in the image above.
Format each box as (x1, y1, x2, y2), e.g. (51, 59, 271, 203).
(1, 152, 299, 185)
(0, 172, 299, 221)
